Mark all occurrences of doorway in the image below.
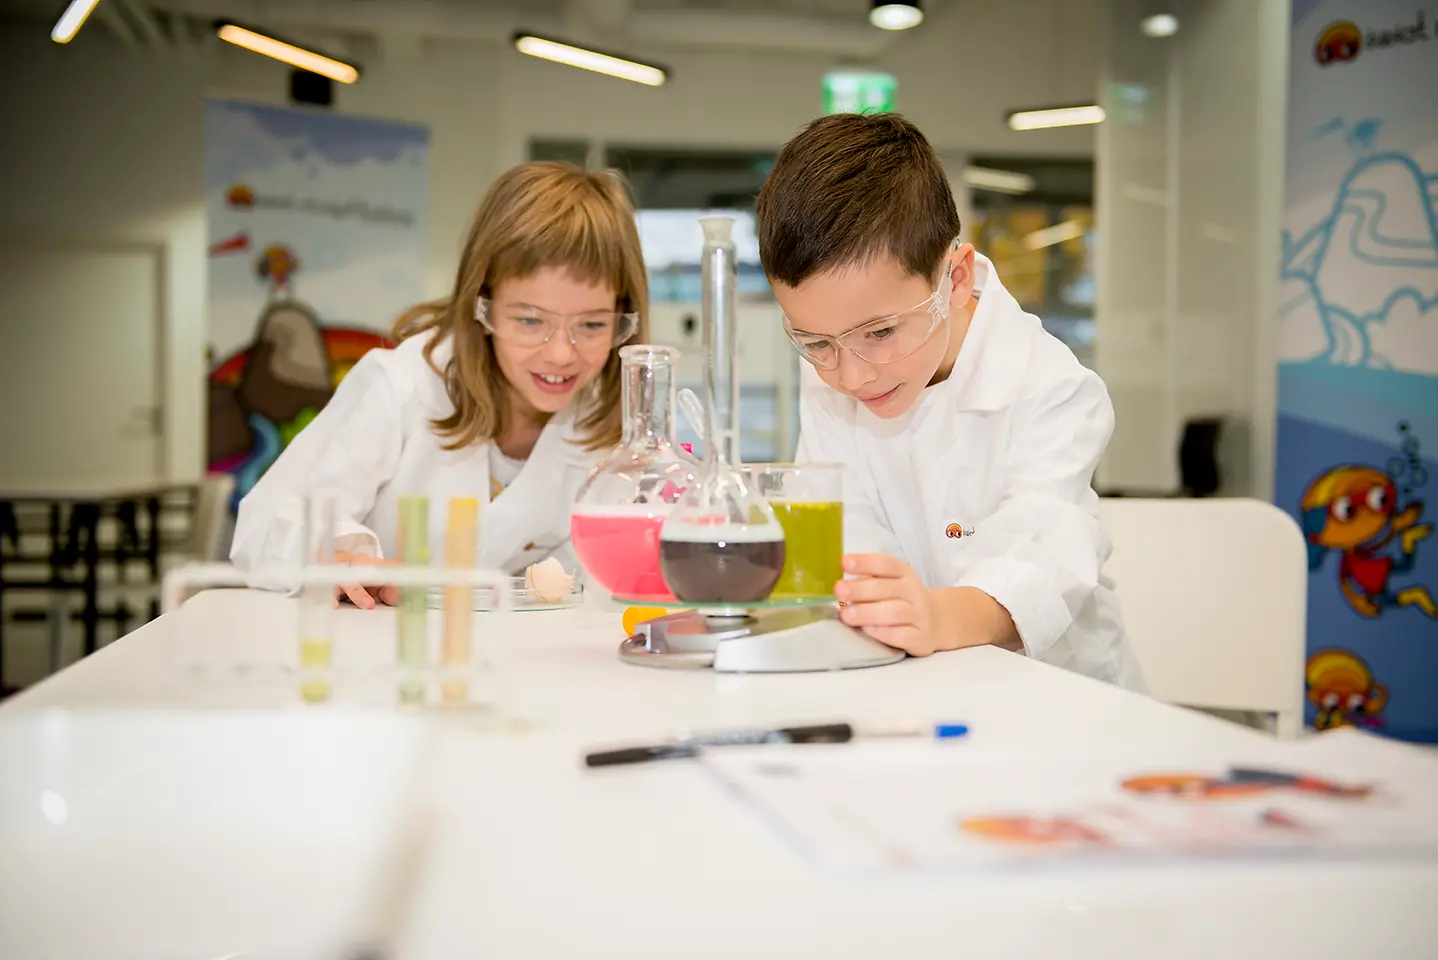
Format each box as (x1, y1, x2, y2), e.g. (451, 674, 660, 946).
(0, 239, 164, 485)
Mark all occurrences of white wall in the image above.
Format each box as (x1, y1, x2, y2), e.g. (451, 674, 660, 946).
(0, 0, 1103, 482)
(1095, 0, 1288, 497)
(0, 28, 503, 482)
(0, 35, 210, 483)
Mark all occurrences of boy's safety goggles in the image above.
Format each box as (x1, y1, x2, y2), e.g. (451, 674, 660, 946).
(781, 257, 955, 371)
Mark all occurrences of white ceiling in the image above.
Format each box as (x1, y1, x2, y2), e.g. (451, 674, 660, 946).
(2, 0, 948, 57)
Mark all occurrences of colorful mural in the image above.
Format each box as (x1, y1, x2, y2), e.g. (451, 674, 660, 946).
(1276, 1, 1438, 741)
(207, 305, 392, 508)
(204, 99, 429, 513)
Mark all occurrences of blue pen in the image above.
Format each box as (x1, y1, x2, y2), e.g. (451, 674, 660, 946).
(866, 722, 970, 740)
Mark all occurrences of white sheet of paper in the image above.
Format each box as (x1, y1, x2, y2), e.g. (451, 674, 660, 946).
(700, 733, 1438, 875)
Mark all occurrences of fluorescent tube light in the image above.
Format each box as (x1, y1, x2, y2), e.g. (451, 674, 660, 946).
(216, 22, 360, 84)
(51, 0, 101, 43)
(963, 166, 1036, 195)
(513, 33, 667, 87)
(1024, 220, 1086, 251)
(1006, 104, 1106, 131)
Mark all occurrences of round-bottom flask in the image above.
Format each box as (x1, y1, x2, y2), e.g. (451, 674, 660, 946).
(571, 345, 699, 602)
(658, 465, 786, 605)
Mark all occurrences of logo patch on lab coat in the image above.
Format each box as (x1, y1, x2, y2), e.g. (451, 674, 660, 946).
(945, 523, 974, 539)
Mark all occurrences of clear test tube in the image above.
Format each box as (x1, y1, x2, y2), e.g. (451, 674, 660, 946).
(298, 494, 337, 703)
(441, 497, 479, 705)
(396, 495, 431, 704)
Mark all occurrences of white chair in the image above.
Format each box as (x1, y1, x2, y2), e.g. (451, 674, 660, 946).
(1098, 497, 1308, 738)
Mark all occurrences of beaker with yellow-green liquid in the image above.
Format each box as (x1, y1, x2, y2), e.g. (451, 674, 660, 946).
(744, 463, 844, 599)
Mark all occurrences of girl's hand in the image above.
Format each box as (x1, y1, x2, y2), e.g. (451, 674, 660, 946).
(334, 550, 400, 609)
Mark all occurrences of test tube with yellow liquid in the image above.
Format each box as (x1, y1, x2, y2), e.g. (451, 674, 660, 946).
(744, 463, 844, 599)
(298, 495, 337, 703)
(396, 495, 430, 704)
(441, 497, 479, 705)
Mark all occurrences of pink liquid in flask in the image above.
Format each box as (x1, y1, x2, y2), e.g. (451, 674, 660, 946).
(571, 507, 675, 602)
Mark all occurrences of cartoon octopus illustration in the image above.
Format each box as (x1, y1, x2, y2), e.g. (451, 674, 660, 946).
(1301, 465, 1434, 619)
(959, 815, 1109, 847)
(1306, 648, 1388, 730)
(1121, 768, 1372, 800)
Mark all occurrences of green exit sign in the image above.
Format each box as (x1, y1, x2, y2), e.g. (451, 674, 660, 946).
(822, 70, 897, 115)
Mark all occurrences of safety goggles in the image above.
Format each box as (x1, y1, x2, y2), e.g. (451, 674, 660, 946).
(781, 257, 955, 371)
(475, 297, 639, 350)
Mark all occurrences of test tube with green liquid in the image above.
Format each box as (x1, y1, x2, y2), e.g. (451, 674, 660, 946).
(396, 495, 431, 704)
(298, 495, 336, 703)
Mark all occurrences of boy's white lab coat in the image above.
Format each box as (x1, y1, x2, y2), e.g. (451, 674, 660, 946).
(230, 331, 599, 592)
(796, 254, 1145, 690)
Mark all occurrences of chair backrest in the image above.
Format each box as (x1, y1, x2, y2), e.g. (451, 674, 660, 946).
(192, 473, 237, 562)
(1098, 497, 1306, 720)
(1178, 417, 1223, 497)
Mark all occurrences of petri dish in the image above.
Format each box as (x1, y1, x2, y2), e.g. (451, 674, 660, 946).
(427, 578, 585, 612)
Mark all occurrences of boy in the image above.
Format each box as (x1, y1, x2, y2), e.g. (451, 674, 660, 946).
(756, 113, 1143, 689)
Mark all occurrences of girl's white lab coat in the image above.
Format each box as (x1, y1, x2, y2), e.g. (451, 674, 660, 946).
(796, 254, 1145, 690)
(230, 331, 599, 591)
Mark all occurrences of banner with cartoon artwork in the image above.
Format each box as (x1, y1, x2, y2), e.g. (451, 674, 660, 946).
(204, 99, 429, 512)
(1277, 1, 1438, 741)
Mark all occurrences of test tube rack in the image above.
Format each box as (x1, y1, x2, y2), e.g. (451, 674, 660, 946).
(161, 561, 514, 707)
(161, 562, 514, 615)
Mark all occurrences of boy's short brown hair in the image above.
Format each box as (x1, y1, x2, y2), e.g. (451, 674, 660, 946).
(755, 112, 960, 288)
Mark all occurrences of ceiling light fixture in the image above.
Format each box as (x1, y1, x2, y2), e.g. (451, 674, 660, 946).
(1006, 104, 1107, 131)
(513, 33, 668, 86)
(51, 0, 101, 43)
(216, 22, 360, 84)
(1024, 220, 1087, 251)
(870, 1, 924, 31)
(1141, 14, 1180, 37)
(963, 167, 1036, 195)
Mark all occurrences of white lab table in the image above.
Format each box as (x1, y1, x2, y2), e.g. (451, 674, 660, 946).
(1, 590, 1435, 959)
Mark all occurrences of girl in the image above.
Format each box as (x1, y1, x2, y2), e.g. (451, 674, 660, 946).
(230, 162, 648, 607)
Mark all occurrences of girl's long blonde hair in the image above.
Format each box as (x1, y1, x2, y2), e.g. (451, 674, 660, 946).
(393, 161, 649, 452)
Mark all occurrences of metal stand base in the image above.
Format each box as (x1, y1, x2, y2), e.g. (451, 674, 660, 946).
(619, 605, 905, 673)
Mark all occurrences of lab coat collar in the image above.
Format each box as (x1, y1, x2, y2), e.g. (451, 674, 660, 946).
(400, 328, 458, 417)
(400, 329, 596, 465)
(938, 253, 1034, 413)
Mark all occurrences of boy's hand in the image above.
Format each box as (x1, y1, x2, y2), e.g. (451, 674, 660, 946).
(833, 553, 941, 656)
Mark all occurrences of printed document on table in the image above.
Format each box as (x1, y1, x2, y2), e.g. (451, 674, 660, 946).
(700, 736, 1438, 875)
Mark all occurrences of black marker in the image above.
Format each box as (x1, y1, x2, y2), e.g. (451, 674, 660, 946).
(584, 723, 854, 768)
